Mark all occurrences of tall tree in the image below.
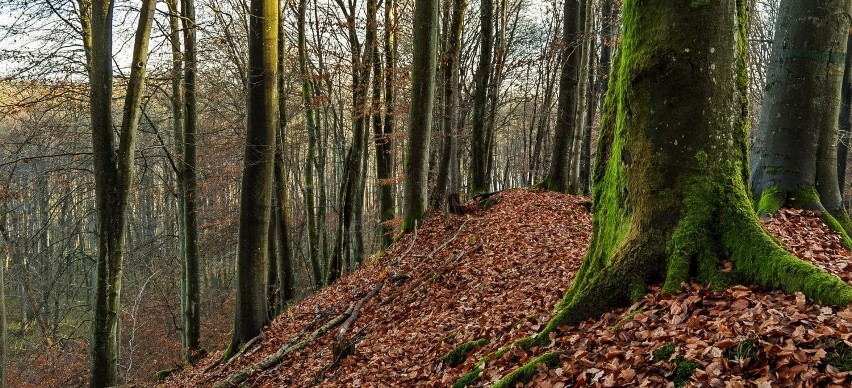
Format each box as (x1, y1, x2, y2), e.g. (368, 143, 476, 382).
(838, 31, 852, 204)
(432, 0, 467, 212)
(403, 0, 439, 231)
(296, 0, 324, 289)
(228, 0, 278, 357)
(328, 0, 380, 282)
(751, 0, 852, 235)
(569, 0, 595, 194)
(542, 0, 582, 193)
(374, 0, 396, 249)
(470, 0, 494, 194)
(180, 0, 202, 361)
(274, 1, 295, 309)
(513, 0, 852, 351)
(82, 0, 156, 385)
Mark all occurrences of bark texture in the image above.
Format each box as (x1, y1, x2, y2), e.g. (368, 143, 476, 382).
(520, 0, 852, 349)
(544, 0, 582, 193)
(403, 0, 439, 231)
(750, 0, 852, 232)
(229, 0, 278, 356)
(85, 0, 156, 384)
(470, 0, 494, 194)
(179, 0, 201, 360)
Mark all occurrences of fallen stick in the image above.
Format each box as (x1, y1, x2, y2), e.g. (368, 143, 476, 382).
(212, 284, 384, 388)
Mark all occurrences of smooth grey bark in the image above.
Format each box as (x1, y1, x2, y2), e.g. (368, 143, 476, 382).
(750, 0, 852, 218)
(403, 0, 439, 232)
(544, 0, 582, 193)
(229, 0, 278, 356)
(568, 0, 594, 194)
(838, 32, 852, 204)
(84, 0, 156, 385)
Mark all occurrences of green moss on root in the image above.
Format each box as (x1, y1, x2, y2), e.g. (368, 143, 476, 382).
(441, 338, 489, 367)
(755, 185, 782, 216)
(453, 366, 482, 388)
(492, 352, 562, 388)
(721, 184, 852, 306)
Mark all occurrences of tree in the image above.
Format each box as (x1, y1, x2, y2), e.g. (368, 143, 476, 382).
(82, 0, 156, 385)
(431, 0, 467, 213)
(470, 0, 494, 194)
(228, 0, 278, 357)
(837, 30, 852, 204)
(751, 0, 852, 237)
(403, 0, 439, 231)
(374, 0, 396, 248)
(295, 0, 324, 289)
(515, 0, 852, 350)
(542, 0, 582, 193)
(168, 0, 201, 362)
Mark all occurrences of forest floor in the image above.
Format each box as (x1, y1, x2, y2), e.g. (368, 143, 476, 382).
(166, 189, 852, 387)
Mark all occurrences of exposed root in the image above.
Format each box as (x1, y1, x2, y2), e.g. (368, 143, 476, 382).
(492, 351, 562, 388)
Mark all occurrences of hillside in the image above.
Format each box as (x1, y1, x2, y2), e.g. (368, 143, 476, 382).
(166, 189, 852, 386)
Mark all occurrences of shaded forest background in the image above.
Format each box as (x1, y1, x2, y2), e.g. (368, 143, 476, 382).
(0, 0, 809, 385)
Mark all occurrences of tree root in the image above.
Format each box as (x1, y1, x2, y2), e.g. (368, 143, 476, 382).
(492, 351, 562, 388)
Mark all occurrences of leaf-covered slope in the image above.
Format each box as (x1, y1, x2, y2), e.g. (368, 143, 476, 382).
(166, 190, 852, 387)
(165, 189, 591, 386)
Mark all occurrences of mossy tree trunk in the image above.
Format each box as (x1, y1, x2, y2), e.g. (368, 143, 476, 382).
(543, 0, 582, 193)
(522, 0, 852, 348)
(403, 0, 439, 232)
(229, 0, 277, 356)
(750, 0, 852, 232)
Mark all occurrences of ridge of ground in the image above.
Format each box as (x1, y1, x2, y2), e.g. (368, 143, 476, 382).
(165, 189, 852, 387)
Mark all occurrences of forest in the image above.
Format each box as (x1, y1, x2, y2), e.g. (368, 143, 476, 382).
(3, 0, 852, 386)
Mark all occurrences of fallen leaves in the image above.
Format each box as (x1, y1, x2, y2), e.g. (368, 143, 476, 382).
(165, 196, 852, 387)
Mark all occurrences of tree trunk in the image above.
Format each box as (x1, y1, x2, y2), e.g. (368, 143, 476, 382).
(750, 0, 852, 235)
(519, 0, 852, 349)
(180, 0, 201, 361)
(229, 0, 278, 357)
(296, 0, 323, 289)
(838, 32, 852, 207)
(403, 0, 439, 232)
(374, 0, 396, 249)
(431, 0, 466, 212)
(568, 0, 594, 193)
(275, 3, 295, 307)
(470, 0, 494, 194)
(85, 0, 156, 385)
(543, 0, 582, 193)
